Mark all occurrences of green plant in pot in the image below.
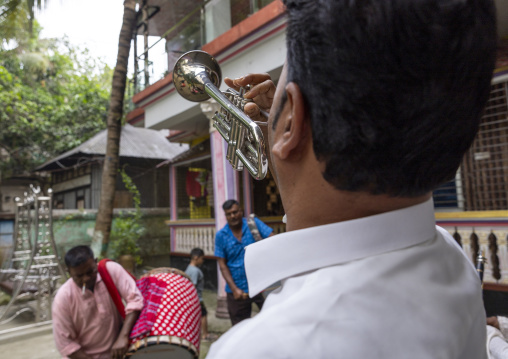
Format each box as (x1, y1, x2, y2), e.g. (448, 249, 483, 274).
(109, 169, 145, 275)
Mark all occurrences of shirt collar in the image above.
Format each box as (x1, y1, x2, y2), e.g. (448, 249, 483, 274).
(245, 198, 437, 296)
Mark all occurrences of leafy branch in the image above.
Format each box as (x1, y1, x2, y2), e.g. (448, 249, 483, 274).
(108, 168, 145, 265)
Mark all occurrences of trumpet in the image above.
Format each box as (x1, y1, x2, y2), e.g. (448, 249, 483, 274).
(173, 50, 268, 180)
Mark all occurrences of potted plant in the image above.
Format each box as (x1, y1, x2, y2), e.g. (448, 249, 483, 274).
(108, 169, 145, 274)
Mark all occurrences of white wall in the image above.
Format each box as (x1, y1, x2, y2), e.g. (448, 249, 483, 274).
(143, 23, 286, 131)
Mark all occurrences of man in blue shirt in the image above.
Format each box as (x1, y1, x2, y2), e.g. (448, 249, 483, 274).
(215, 199, 273, 325)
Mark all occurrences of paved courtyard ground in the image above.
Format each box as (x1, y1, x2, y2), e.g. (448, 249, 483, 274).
(0, 290, 240, 359)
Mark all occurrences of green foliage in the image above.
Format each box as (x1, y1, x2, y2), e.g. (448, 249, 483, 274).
(121, 168, 141, 213)
(109, 214, 144, 265)
(108, 169, 145, 264)
(0, 30, 112, 178)
(1, 0, 30, 42)
(0, 0, 47, 41)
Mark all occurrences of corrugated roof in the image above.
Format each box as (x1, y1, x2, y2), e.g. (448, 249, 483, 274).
(170, 139, 210, 164)
(36, 124, 189, 171)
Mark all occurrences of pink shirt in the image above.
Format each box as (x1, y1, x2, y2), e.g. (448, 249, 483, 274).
(52, 261, 143, 359)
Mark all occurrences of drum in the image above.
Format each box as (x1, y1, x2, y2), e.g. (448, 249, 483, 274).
(127, 268, 201, 358)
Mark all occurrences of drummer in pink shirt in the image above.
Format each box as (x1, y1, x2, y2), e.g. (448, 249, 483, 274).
(52, 245, 143, 359)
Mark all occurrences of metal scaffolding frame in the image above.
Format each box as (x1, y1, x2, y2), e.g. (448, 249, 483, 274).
(0, 185, 66, 326)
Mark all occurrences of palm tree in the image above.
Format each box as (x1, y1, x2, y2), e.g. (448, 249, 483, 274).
(0, 0, 46, 40)
(93, 0, 137, 258)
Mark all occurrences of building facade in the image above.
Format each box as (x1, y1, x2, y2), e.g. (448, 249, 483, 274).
(126, 0, 508, 296)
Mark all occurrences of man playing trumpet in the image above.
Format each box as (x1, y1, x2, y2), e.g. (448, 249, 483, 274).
(208, 0, 497, 358)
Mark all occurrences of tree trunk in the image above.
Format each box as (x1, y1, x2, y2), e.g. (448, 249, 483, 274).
(93, 0, 137, 258)
(0, 170, 3, 213)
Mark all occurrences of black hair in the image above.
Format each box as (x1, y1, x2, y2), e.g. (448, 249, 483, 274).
(222, 199, 240, 211)
(190, 247, 205, 259)
(64, 245, 94, 268)
(271, 90, 288, 131)
(283, 0, 497, 197)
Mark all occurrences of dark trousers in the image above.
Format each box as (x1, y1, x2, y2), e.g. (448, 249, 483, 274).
(226, 292, 265, 326)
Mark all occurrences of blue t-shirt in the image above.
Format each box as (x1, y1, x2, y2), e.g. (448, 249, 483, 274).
(214, 217, 273, 293)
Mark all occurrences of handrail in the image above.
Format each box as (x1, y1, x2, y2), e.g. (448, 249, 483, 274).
(166, 219, 215, 226)
(166, 216, 284, 226)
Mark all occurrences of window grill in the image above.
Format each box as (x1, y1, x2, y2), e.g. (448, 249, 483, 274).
(461, 78, 508, 211)
(434, 76, 508, 210)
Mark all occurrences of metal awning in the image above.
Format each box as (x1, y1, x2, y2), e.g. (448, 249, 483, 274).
(36, 124, 189, 171)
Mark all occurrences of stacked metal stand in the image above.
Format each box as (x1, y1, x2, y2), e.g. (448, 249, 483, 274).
(0, 185, 66, 326)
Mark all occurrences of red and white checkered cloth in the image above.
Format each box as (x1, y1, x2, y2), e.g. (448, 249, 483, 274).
(130, 272, 201, 350)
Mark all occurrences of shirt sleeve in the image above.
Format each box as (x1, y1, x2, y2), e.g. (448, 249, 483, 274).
(487, 325, 508, 359)
(498, 316, 508, 339)
(215, 231, 225, 258)
(106, 261, 144, 314)
(52, 289, 82, 357)
(254, 217, 274, 239)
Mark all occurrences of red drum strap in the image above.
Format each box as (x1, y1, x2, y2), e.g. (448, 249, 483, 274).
(97, 259, 135, 319)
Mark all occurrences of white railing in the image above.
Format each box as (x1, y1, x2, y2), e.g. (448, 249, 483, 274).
(167, 217, 285, 257)
(437, 212, 508, 284)
(173, 223, 216, 256)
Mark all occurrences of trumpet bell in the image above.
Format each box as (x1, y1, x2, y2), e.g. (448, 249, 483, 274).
(172, 50, 268, 180)
(173, 51, 222, 102)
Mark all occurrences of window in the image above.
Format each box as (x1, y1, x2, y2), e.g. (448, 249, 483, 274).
(53, 187, 91, 210)
(0, 220, 14, 266)
(433, 180, 459, 208)
(175, 158, 214, 220)
(459, 78, 508, 211)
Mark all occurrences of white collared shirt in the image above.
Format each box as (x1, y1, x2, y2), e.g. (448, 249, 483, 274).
(207, 199, 487, 359)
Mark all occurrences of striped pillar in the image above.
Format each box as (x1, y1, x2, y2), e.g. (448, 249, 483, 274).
(210, 129, 239, 318)
(169, 165, 177, 252)
(242, 170, 253, 216)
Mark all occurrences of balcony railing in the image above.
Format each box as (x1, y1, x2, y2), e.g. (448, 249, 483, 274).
(167, 216, 285, 256)
(169, 219, 216, 256)
(437, 213, 508, 285)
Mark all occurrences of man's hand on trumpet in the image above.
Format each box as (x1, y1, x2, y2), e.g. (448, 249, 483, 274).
(225, 72, 280, 186)
(224, 73, 276, 124)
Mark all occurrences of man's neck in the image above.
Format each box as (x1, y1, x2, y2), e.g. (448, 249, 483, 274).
(284, 186, 431, 232)
(229, 223, 243, 232)
(275, 147, 432, 231)
(229, 223, 243, 242)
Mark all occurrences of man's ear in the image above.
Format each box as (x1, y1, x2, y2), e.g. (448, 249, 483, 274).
(271, 81, 308, 160)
